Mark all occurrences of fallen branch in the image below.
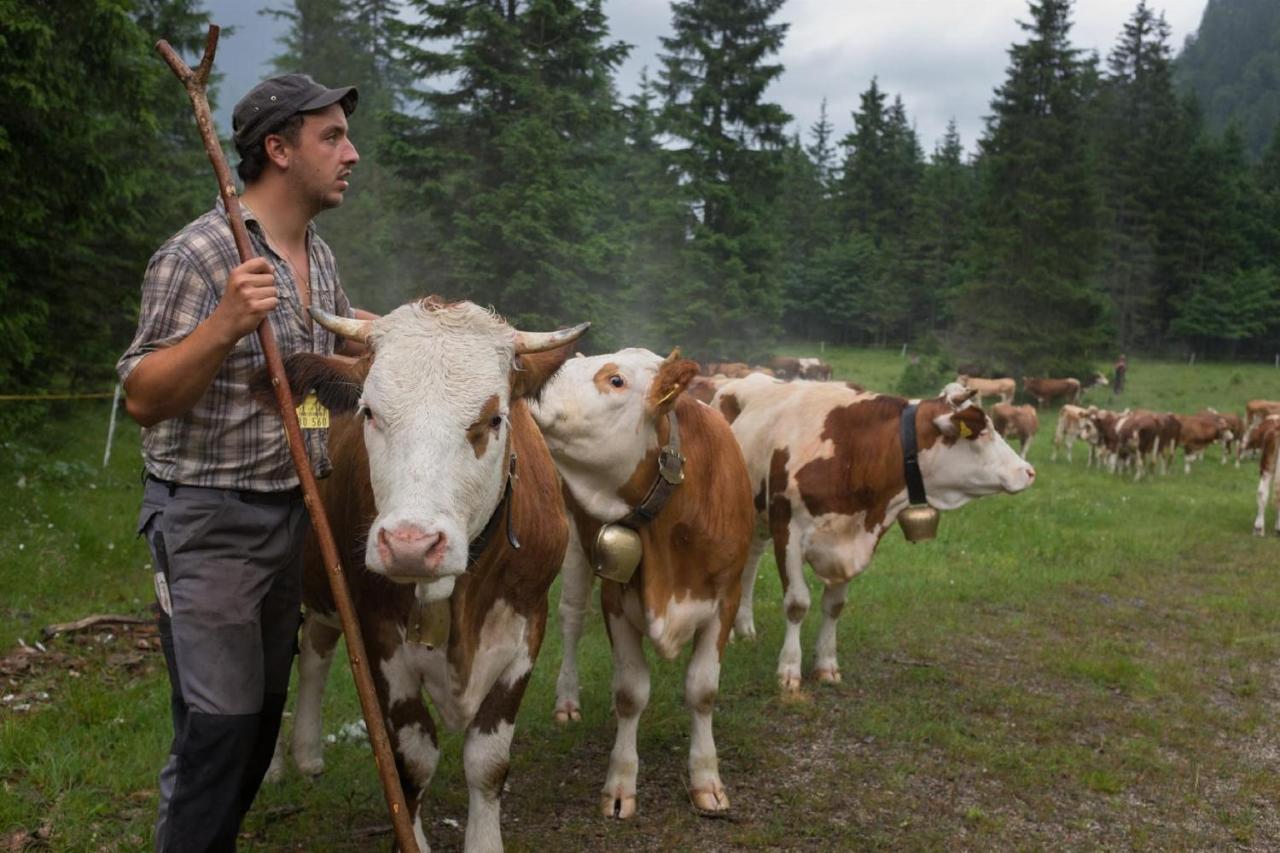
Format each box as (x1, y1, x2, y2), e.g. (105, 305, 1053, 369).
(42, 614, 148, 641)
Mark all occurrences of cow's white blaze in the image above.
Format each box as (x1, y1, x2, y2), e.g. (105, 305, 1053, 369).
(359, 302, 515, 580)
(529, 347, 666, 521)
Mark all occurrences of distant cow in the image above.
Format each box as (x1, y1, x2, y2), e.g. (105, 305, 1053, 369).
(1245, 399, 1280, 428)
(712, 377, 1034, 691)
(771, 356, 833, 381)
(959, 375, 1015, 406)
(991, 403, 1038, 458)
(1116, 411, 1161, 480)
(1202, 409, 1243, 466)
(1081, 408, 1126, 470)
(1023, 373, 1108, 408)
(1176, 413, 1226, 474)
(1253, 420, 1280, 536)
(267, 300, 586, 851)
(1053, 404, 1094, 463)
(532, 348, 755, 818)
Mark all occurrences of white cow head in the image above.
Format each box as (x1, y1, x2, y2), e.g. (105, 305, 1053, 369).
(288, 299, 585, 588)
(529, 347, 698, 521)
(917, 386, 1036, 509)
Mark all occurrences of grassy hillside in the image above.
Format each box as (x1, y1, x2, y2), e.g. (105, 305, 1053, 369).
(4, 352, 1280, 849)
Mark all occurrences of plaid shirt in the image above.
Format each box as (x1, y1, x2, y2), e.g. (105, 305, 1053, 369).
(118, 199, 353, 491)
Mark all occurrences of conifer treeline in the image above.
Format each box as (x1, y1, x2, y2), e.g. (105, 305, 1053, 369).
(6, 0, 1280, 401)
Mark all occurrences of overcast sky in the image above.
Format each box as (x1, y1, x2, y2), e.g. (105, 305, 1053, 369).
(209, 0, 1208, 157)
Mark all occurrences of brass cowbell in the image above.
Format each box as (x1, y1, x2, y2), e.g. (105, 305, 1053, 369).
(898, 504, 940, 543)
(593, 523, 643, 584)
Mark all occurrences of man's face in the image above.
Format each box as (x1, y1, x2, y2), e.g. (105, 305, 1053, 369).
(285, 103, 359, 211)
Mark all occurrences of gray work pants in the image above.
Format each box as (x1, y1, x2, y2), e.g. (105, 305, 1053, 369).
(138, 477, 309, 853)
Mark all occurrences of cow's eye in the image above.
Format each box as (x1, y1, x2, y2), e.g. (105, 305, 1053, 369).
(358, 403, 375, 425)
(490, 414, 503, 431)
(609, 375, 625, 389)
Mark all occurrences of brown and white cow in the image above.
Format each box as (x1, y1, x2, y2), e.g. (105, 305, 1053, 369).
(266, 300, 585, 851)
(531, 349, 755, 818)
(1052, 404, 1094, 464)
(1080, 408, 1123, 470)
(1202, 409, 1244, 466)
(770, 356, 833, 381)
(1175, 413, 1225, 474)
(712, 377, 1035, 691)
(1154, 412, 1182, 475)
(1023, 373, 1108, 408)
(1116, 410, 1161, 480)
(1245, 399, 1280, 429)
(1253, 419, 1280, 536)
(958, 375, 1015, 406)
(991, 403, 1038, 458)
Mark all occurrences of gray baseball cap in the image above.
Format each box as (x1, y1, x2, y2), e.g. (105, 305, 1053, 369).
(232, 74, 358, 153)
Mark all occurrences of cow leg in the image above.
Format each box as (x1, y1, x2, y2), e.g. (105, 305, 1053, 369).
(812, 580, 850, 684)
(1021, 436, 1033, 459)
(775, 522, 809, 693)
(600, 584, 649, 819)
(686, 615, 729, 812)
(285, 615, 341, 777)
(554, 529, 592, 724)
(463, 667, 531, 852)
(1255, 468, 1273, 536)
(377, 648, 437, 852)
(731, 533, 769, 641)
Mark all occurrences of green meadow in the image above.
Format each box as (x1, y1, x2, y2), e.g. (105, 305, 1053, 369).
(4, 351, 1280, 850)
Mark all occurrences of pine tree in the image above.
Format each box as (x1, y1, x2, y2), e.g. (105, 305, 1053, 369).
(955, 0, 1106, 375)
(385, 0, 628, 329)
(912, 120, 977, 334)
(657, 0, 791, 359)
(1095, 1, 1184, 349)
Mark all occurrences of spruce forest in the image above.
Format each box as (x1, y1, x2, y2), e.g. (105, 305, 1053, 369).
(4, 0, 1280, 403)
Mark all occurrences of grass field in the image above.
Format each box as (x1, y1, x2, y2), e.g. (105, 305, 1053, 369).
(4, 351, 1280, 850)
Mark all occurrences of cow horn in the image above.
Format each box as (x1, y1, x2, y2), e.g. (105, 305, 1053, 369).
(947, 385, 979, 409)
(310, 306, 372, 343)
(512, 322, 590, 354)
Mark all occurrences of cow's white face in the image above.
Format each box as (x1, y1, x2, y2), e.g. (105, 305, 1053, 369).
(358, 303, 516, 583)
(530, 348, 691, 521)
(919, 402, 1036, 509)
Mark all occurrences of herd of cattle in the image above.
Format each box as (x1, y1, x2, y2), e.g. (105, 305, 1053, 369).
(256, 298, 1270, 851)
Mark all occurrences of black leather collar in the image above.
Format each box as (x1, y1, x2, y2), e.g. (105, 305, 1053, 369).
(468, 451, 520, 563)
(620, 410, 684, 529)
(900, 403, 928, 506)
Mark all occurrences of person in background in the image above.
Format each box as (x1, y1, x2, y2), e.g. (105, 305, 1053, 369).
(1113, 353, 1127, 395)
(117, 73, 370, 852)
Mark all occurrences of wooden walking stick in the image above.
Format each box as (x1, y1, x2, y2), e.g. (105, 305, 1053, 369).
(155, 27, 420, 853)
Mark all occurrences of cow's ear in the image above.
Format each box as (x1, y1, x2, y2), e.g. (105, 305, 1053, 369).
(648, 349, 699, 417)
(251, 354, 366, 413)
(511, 342, 576, 400)
(935, 406, 985, 441)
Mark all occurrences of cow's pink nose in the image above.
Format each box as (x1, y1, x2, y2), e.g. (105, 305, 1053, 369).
(377, 525, 448, 572)
(1025, 465, 1037, 481)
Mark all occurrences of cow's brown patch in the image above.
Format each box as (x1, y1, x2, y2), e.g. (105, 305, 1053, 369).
(593, 362, 622, 394)
(768, 448, 792, 592)
(466, 394, 502, 459)
(647, 356, 699, 416)
(718, 393, 742, 424)
(471, 670, 531, 736)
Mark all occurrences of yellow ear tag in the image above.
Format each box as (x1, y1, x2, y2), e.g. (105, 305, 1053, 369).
(958, 420, 973, 439)
(655, 385, 680, 407)
(296, 392, 330, 430)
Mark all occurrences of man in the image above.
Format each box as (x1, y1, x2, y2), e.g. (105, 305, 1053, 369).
(118, 74, 367, 852)
(1113, 353, 1127, 395)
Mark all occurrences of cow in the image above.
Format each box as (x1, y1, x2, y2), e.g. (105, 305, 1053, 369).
(531, 349, 755, 818)
(1175, 413, 1225, 474)
(1202, 408, 1244, 466)
(991, 403, 1039, 458)
(1154, 412, 1182, 475)
(1253, 419, 1280, 536)
(711, 377, 1035, 692)
(265, 299, 587, 852)
(1115, 411, 1161, 480)
(1052, 404, 1093, 463)
(770, 356, 833, 381)
(703, 361, 752, 379)
(958, 375, 1015, 406)
(687, 373, 727, 404)
(1245, 399, 1280, 429)
(1244, 414, 1280, 457)
(1023, 373, 1108, 408)
(1081, 408, 1125, 471)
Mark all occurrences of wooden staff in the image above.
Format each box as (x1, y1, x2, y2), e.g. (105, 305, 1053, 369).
(155, 28, 420, 853)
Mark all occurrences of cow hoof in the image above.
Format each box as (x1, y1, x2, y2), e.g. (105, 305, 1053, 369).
(264, 762, 285, 784)
(601, 792, 637, 819)
(295, 756, 325, 777)
(690, 784, 730, 812)
(554, 701, 582, 724)
(730, 621, 757, 642)
(814, 667, 842, 684)
(778, 673, 802, 693)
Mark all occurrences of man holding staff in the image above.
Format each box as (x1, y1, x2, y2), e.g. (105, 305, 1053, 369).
(118, 73, 366, 851)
